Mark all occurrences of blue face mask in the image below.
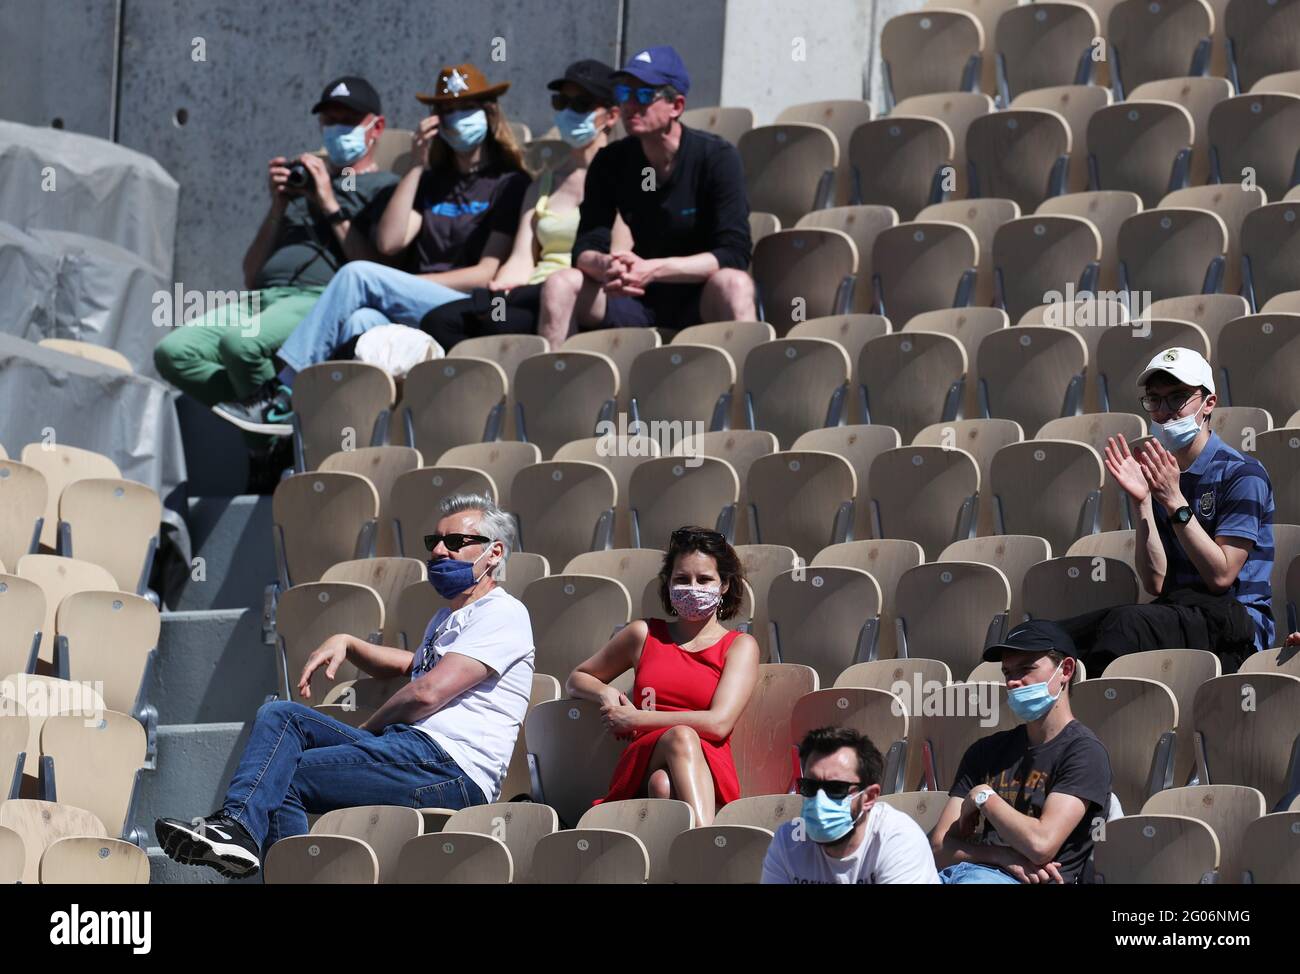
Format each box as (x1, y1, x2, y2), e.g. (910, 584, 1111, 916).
(426, 547, 492, 599)
(1006, 661, 1065, 722)
(322, 118, 375, 166)
(800, 788, 865, 844)
(554, 107, 600, 147)
(1152, 409, 1204, 451)
(439, 108, 489, 152)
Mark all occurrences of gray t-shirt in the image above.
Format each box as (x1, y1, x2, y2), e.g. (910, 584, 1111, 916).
(255, 169, 399, 289)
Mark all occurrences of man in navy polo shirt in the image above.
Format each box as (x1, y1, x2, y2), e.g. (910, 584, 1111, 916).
(537, 45, 756, 344)
(1064, 347, 1275, 673)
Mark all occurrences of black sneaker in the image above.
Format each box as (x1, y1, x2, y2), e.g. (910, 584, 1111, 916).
(155, 812, 261, 879)
(212, 382, 294, 436)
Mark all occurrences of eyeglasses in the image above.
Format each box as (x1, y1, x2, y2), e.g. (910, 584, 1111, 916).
(423, 532, 490, 553)
(795, 778, 863, 801)
(551, 93, 601, 114)
(613, 84, 669, 106)
(1139, 389, 1204, 414)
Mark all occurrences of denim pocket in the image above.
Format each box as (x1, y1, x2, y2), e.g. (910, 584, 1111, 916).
(413, 775, 472, 810)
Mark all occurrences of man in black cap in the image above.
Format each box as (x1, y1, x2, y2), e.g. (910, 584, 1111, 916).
(931, 620, 1112, 884)
(537, 44, 756, 345)
(156, 75, 399, 442)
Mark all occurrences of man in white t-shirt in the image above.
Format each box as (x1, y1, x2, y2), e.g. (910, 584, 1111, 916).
(155, 492, 535, 879)
(762, 727, 940, 885)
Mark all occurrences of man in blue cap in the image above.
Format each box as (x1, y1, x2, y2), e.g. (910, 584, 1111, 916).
(930, 620, 1112, 884)
(538, 45, 756, 344)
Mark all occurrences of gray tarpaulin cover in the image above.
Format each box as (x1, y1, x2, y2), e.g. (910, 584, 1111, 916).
(0, 120, 178, 277)
(0, 221, 169, 376)
(0, 334, 191, 600)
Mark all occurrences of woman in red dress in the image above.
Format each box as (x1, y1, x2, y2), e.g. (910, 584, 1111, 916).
(566, 526, 760, 826)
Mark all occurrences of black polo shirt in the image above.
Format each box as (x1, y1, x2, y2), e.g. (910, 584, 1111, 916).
(572, 124, 752, 270)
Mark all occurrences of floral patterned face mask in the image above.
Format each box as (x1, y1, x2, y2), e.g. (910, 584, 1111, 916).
(669, 585, 722, 621)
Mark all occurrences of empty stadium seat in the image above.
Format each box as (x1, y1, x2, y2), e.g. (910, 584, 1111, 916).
(512, 351, 618, 460)
(291, 362, 395, 472)
(813, 539, 927, 661)
(776, 100, 876, 207)
(745, 451, 855, 558)
(893, 562, 1012, 676)
(995, 2, 1102, 103)
(1118, 208, 1228, 302)
(1240, 202, 1300, 312)
(1012, 85, 1113, 194)
(437, 441, 541, 511)
(939, 534, 1052, 624)
(1217, 313, 1300, 421)
(511, 461, 616, 569)
(895, 93, 997, 199)
(1093, 813, 1220, 882)
(738, 123, 839, 227)
(1208, 93, 1300, 203)
(848, 116, 954, 220)
(766, 566, 883, 684)
(743, 338, 852, 448)
(271, 471, 379, 588)
(966, 109, 1072, 212)
(752, 228, 859, 332)
(522, 574, 632, 684)
(1142, 784, 1267, 883)
(870, 221, 979, 327)
(320, 447, 422, 558)
(880, 10, 985, 107)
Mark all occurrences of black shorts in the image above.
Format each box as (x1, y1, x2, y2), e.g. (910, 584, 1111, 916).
(602, 282, 704, 329)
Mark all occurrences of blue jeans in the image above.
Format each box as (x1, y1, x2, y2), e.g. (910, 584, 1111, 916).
(939, 862, 1021, 884)
(275, 260, 467, 373)
(221, 700, 485, 853)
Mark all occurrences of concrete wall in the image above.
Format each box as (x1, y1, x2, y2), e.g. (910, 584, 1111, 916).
(719, 0, 874, 125)
(0, 0, 118, 139)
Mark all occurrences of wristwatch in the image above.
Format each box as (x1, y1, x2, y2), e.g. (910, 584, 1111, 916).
(1172, 505, 1193, 526)
(973, 787, 992, 808)
(323, 208, 348, 226)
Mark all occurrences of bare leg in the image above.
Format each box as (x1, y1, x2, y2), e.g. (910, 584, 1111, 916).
(643, 725, 718, 826)
(647, 769, 672, 799)
(700, 268, 757, 323)
(539, 269, 608, 347)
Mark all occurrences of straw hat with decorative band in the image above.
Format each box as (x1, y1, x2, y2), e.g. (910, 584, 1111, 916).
(416, 63, 510, 105)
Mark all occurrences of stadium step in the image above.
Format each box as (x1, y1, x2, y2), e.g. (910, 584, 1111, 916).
(131, 721, 251, 850)
(172, 494, 276, 611)
(154, 609, 277, 724)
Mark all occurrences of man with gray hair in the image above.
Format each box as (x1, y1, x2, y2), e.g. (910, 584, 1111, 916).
(155, 493, 534, 879)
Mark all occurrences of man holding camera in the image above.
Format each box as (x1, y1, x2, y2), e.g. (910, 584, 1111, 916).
(153, 75, 398, 438)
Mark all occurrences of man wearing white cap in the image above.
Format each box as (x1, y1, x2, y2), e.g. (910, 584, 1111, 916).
(1060, 347, 1275, 672)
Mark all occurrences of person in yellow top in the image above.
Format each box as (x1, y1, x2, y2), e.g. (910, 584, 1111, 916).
(420, 60, 631, 350)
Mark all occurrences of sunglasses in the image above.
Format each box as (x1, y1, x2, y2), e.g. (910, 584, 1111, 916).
(423, 532, 490, 553)
(551, 93, 602, 114)
(1139, 389, 1203, 414)
(795, 778, 862, 801)
(613, 84, 669, 107)
(672, 526, 724, 542)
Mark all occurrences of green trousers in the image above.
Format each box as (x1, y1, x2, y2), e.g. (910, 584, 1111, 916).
(152, 285, 324, 406)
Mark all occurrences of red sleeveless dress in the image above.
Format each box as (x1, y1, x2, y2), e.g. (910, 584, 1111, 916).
(595, 620, 743, 807)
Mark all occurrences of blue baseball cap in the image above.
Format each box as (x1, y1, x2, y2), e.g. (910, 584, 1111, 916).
(616, 45, 691, 97)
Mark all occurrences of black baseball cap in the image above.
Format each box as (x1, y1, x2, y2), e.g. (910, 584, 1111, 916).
(982, 619, 1078, 662)
(547, 59, 617, 104)
(311, 76, 383, 116)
